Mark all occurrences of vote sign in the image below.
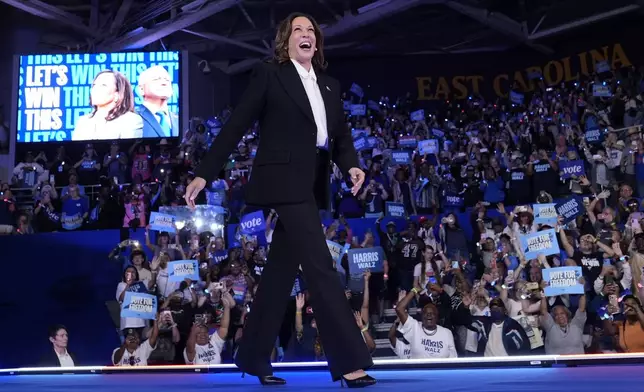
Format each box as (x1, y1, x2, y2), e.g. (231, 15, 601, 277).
(560, 160, 585, 179)
(239, 210, 265, 235)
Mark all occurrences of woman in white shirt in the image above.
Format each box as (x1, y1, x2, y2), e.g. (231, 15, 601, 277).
(72, 70, 143, 141)
(395, 289, 458, 359)
(184, 290, 234, 364)
(413, 246, 447, 290)
(116, 266, 155, 337)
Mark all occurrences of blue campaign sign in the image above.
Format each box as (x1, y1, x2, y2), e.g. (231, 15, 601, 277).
(543, 267, 584, 296)
(149, 212, 177, 233)
(367, 100, 380, 111)
(444, 192, 464, 207)
(560, 160, 585, 179)
(593, 85, 612, 97)
(432, 128, 444, 138)
(595, 60, 610, 73)
(418, 139, 438, 155)
(510, 91, 524, 104)
(327, 240, 343, 263)
(17, 51, 180, 143)
(290, 273, 308, 297)
(519, 229, 560, 260)
(350, 104, 366, 116)
(353, 135, 369, 151)
(386, 202, 405, 217)
(391, 150, 411, 165)
(343, 100, 352, 110)
(350, 83, 363, 98)
(121, 292, 157, 320)
(533, 203, 557, 226)
(367, 136, 378, 148)
(585, 127, 604, 144)
(168, 260, 200, 282)
(239, 210, 265, 235)
(347, 246, 385, 275)
(410, 109, 425, 122)
(398, 135, 417, 148)
(555, 196, 584, 224)
(210, 250, 228, 265)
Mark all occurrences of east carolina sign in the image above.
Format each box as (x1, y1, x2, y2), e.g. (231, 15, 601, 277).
(416, 43, 631, 100)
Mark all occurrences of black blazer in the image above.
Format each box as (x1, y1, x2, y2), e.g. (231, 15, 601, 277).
(39, 347, 78, 367)
(194, 61, 358, 207)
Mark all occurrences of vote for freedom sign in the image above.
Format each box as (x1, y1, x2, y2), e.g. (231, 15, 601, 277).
(543, 267, 584, 296)
(168, 260, 200, 282)
(149, 212, 177, 233)
(519, 229, 560, 260)
(121, 292, 157, 320)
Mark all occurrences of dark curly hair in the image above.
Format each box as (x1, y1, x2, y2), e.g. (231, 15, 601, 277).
(273, 12, 327, 71)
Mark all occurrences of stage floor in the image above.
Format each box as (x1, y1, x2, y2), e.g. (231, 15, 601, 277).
(0, 366, 641, 392)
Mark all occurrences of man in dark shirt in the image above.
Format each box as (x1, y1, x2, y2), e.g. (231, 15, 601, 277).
(396, 226, 425, 291)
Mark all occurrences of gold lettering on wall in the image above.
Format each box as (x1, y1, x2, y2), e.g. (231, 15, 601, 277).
(414, 42, 631, 100)
(416, 77, 433, 100)
(493, 74, 509, 98)
(452, 76, 468, 99)
(543, 60, 564, 86)
(561, 57, 579, 82)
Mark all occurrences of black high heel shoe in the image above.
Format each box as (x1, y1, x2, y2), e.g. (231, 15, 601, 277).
(340, 374, 376, 388)
(242, 373, 287, 386)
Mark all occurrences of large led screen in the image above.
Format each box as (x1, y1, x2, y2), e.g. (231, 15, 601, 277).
(17, 51, 180, 142)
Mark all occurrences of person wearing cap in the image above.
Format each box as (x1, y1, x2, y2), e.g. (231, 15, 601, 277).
(461, 296, 530, 356)
(137, 66, 179, 138)
(112, 317, 160, 366)
(72, 70, 143, 141)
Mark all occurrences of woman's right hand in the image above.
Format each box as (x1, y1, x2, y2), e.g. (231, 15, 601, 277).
(185, 177, 207, 209)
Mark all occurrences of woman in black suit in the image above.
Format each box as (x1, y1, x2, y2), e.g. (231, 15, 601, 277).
(185, 12, 375, 388)
(40, 325, 78, 367)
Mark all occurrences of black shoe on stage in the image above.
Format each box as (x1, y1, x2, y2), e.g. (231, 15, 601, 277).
(241, 372, 287, 386)
(340, 374, 377, 388)
(258, 375, 287, 386)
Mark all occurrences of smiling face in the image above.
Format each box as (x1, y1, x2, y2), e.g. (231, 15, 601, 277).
(421, 304, 438, 329)
(288, 16, 316, 66)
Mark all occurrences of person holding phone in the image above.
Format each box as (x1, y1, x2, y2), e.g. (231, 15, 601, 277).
(184, 291, 235, 364)
(184, 12, 373, 387)
(413, 246, 448, 290)
(395, 289, 457, 359)
(604, 295, 644, 353)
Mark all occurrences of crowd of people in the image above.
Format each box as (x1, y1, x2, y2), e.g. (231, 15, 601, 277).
(26, 62, 644, 367)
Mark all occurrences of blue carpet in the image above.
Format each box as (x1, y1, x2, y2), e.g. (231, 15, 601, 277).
(0, 366, 641, 391)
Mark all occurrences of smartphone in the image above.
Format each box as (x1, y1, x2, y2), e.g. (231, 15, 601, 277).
(212, 282, 224, 290)
(194, 314, 204, 324)
(113, 176, 118, 185)
(526, 282, 539, 291)
(451, 261, 460, 269)
(603, 259, 613, 267)
(49, 174, 55, 183)
(428, 276, 438, 285)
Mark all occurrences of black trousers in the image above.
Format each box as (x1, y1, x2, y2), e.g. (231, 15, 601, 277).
(235, 150, 373, 380)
